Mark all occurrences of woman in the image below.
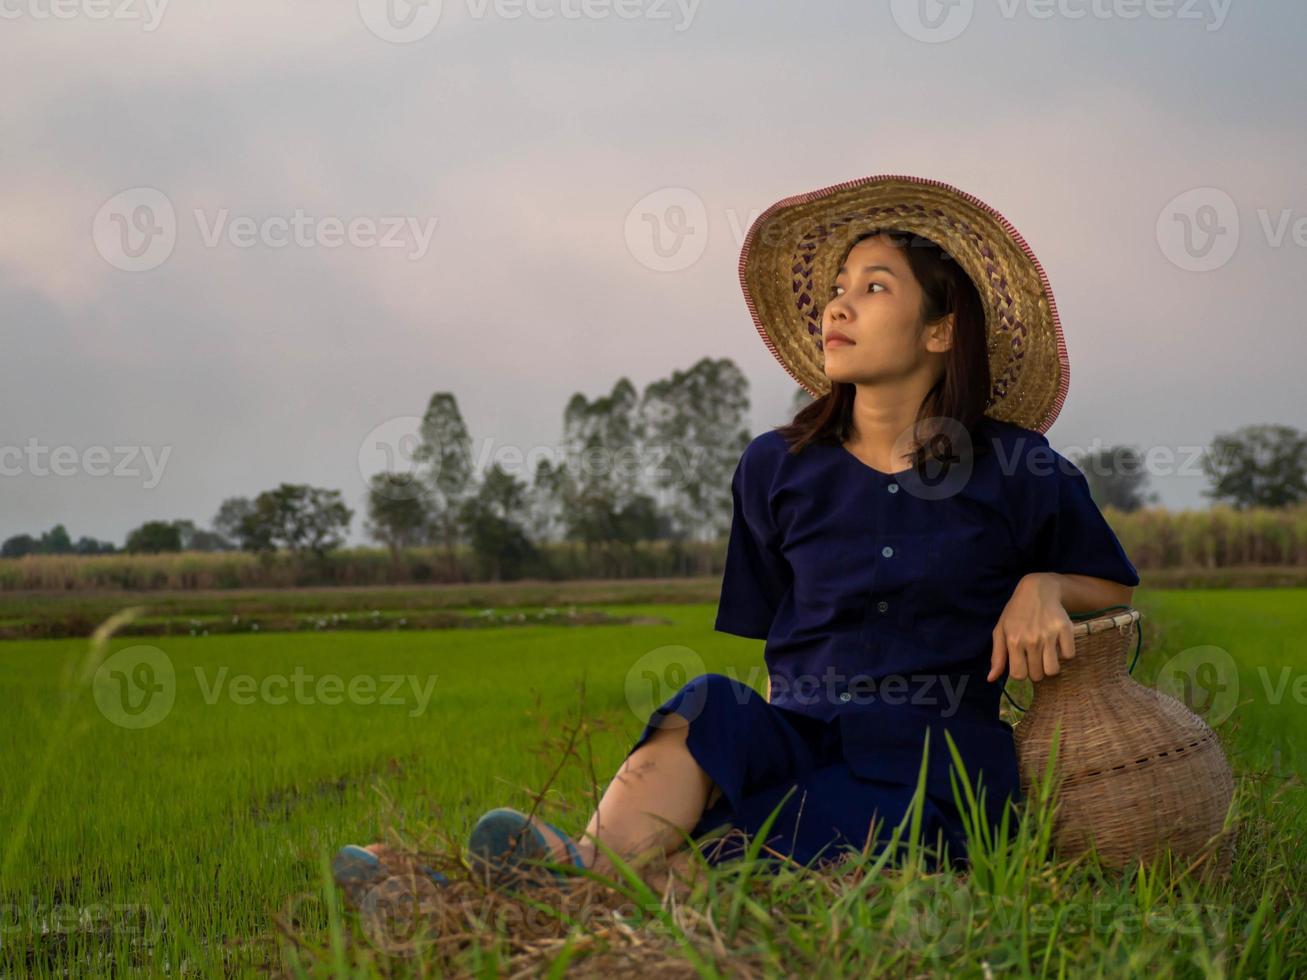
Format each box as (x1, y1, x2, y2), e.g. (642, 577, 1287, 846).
(335, 174, 1141, 893)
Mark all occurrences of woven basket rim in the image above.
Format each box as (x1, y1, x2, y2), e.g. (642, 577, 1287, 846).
(1069, 607, 1139, 638)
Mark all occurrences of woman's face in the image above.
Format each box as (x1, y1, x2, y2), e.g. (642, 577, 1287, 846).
(820, 234, 952, 385)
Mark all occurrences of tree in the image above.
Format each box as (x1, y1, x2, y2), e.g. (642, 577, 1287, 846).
(1202, 424, 1307, 510)
(213, 497, 259, 550)
(74, 535, 118, 555)
(2, 527, 115, 557)
(1068, 445, 1159, 513)
(457, 464, 539, 581)
(125, 520, 183, 554)
(364, 472, 430, 561)
(241, 484, 353, 560)
(40, 524, 74, 554)
(414, 392, 475, 576)
(639, 358, 751, 543)
(559, 378, 644, 547)
(1, 534, 38, 558)
(525, 456, 569, 544)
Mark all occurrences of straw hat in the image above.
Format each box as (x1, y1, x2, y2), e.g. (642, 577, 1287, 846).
(738, 173, 1069, 433)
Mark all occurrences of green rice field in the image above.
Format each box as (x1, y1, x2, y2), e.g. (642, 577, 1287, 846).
(1, 587, 1304, 977)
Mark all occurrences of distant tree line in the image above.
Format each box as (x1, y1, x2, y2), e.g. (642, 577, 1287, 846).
(0, 524, 117, 558)
(3, 362, 1305, 579)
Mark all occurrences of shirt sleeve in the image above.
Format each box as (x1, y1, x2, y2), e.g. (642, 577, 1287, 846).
(1016, 434, 1141, 587)
(714, 442, 793, 639)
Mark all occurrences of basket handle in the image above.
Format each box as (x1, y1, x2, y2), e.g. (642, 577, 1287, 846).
(1003, 604, 1144, 714)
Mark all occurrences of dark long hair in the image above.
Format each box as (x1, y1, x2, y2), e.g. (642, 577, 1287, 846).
(774, 228, 991, 474)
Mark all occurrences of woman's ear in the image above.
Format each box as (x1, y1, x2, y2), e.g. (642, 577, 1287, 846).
(926, 313, 956, 353)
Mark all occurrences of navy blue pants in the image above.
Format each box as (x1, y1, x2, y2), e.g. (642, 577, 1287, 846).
(623, 673, 973, 874)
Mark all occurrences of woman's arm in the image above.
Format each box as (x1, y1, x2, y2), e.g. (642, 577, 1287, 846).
(1026, 571, 1135, 614)
(988, 573, 1136, 683)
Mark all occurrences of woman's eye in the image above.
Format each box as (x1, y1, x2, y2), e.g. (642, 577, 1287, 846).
(829, 282, 884, 297)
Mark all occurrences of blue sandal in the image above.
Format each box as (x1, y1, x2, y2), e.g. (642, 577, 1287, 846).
(332, 844, 450, 899)
(467, 807, 585, 886)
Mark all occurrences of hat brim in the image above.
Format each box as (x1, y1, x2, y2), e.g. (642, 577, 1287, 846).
(738, 173, 1068, 434)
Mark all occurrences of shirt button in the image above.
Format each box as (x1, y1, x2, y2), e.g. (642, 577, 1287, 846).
(839, 692, 852, 702)
(888, 484, 899, 493)
(877, 600, 889, 613)
(881, 546, 894, 558)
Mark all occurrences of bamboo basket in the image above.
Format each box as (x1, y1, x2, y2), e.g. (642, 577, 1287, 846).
(1012, 608, 1236, 875)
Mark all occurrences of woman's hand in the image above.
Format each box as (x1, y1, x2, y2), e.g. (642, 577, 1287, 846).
(987, 573, 1076, 683)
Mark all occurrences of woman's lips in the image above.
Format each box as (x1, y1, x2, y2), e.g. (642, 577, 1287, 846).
(825, 337, 855, 348)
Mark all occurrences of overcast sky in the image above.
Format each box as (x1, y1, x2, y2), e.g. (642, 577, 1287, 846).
(4, 0, 1304, 547)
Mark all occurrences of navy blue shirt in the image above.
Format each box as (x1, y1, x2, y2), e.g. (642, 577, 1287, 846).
(713, 416, 1140, 804)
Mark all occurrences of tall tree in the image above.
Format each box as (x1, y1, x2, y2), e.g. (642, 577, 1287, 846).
(525, 456, 569, 544)
(559, 378, 644, 546)
(639, 358, 751, 542)
(414, 392, 474, 575)
(1202, 424, 1307, 510)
